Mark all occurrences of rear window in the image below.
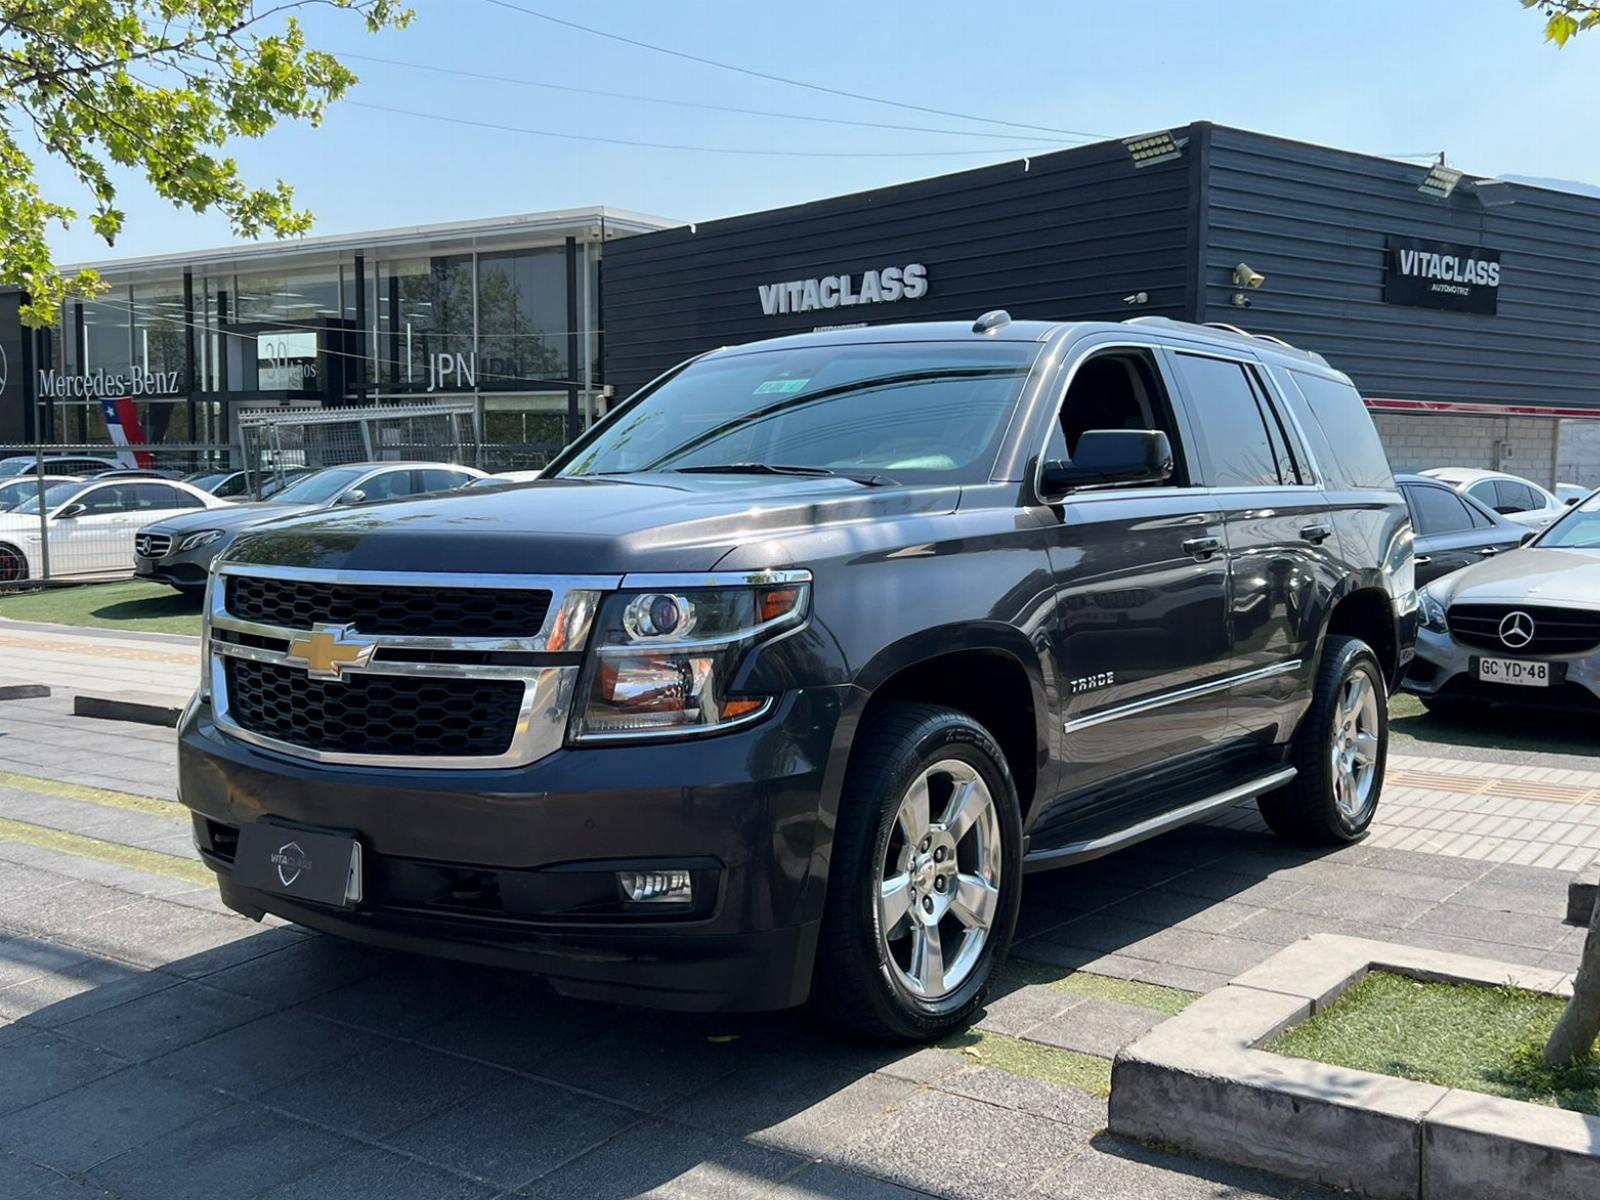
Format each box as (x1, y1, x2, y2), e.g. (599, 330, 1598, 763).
(1285, 371, 1394, 490)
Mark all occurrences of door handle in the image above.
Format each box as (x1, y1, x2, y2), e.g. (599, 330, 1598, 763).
(1478, 546, 1500, 557)
(1413, 555, 1432, 566)
(1300, 523, 1333, 544)
(1182, 535, 1221, 559)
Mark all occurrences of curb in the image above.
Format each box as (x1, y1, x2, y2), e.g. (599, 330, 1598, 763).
(0, 616, 201, 649)
(0, 683, 51, 700)
(1567, 863, 1598, 926)
(1108, 935, 1593, 1200)
(73, 692, 185, 728)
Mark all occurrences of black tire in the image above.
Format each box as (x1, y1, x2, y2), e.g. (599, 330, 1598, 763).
(811, 703, 1024, 1042)
(0, 543, 27, 584)
(1258, 635, 1388, 845)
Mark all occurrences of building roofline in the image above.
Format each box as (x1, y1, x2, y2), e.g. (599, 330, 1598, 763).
(62, 205, 683, 280)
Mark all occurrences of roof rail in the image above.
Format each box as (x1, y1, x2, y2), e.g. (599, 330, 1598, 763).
(1119, 316, 1331, 367)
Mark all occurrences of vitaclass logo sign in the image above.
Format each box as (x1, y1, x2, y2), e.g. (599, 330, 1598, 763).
(1384, 235, 1502, 315)
(758, 264, 928, 316)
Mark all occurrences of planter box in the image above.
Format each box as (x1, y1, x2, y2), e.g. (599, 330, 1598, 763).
(1108, 934, 1596, 1200)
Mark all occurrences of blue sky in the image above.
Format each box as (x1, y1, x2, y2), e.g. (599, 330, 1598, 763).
(38, 0, 1600, 263)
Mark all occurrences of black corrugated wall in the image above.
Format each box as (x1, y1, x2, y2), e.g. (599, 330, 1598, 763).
(1199, 123, 1600, 409)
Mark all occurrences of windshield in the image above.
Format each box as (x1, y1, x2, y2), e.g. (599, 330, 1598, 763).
(185, 472, 231, 491)
(0, 480, 48, 510)
(12, 481, 85, 516)
(269, 466, 366, 504)
(0, 458, 32, 478)
(1535, 493, 1600, 550)
(558, 342, 1040, 485)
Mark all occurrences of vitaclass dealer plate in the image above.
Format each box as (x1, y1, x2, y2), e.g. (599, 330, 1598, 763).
(233, 823, 362, 908)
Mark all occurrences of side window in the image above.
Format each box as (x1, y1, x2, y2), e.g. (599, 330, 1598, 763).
(216, 474, 248, 499)
(1243, 367, 1302, 485)
(1467, 480, 1499, 508)
(140, 484, 203, 509)
(1461, 495, 1493, 528)
(80, 484, 134, 514)
(1048, 348, 1191, 486)
(358, 470, 417, 502)
(1406, 484, 1473, 535)
(419, 469, 469, 492)
(1169, 353, 1280, 488)
(1285, 371, 1395, 489)
(1495, 480, 1537, 514)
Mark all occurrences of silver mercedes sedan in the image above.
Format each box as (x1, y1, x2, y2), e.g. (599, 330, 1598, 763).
(1406, 490, 1600, 713)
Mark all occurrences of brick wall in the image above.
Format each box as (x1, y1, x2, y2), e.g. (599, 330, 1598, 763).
(1555, 420, 1600, 488)
(1371, 413, 1559, 485)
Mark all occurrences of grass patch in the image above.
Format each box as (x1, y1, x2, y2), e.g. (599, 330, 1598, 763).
(1268, 970, 1600, 1115)
(939, 1027, 1113, 1096)
(1004, 957, 1196, 1015)
(0, 580, 202, 636)
(1388, 692, 1600, 760)
(0, 815, 210, 886)
(0, 771, 184, 819)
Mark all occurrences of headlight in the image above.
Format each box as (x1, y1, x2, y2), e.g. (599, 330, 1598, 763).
(570, 574, 810, 741)
(1420, 590, 1448, 633)
(178, 529, 225, 552)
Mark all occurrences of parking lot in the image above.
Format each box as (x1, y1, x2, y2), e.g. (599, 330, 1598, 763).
(0, 682, 1591, 1200)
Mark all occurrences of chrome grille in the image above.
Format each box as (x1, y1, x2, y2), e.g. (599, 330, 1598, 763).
(1447, 604, 1600, 657)
(135, 533, 172, 558)
(226, 575, 552, 637)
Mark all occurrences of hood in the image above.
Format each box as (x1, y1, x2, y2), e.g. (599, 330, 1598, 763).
(143, 501, 318, 534)
(1427, 546, 1600, 609)
(224, 474, 962, 575)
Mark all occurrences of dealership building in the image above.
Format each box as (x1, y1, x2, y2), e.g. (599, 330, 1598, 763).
(4, 121, 1600, 483)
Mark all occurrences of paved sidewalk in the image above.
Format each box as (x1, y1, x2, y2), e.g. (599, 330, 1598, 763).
(0, 697, 1593, 1199)
(0, 619, 199, 708)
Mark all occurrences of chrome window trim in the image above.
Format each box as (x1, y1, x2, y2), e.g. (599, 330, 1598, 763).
(1063, 659, 1303, 734)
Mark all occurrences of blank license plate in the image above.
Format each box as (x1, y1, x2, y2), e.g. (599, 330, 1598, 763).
(1475, 657, 1552, 688)
(233, 823, 362, 908)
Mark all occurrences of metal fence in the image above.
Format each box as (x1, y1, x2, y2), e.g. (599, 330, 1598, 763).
(0, 442, 238, 589)
(237, 400, 483, 495)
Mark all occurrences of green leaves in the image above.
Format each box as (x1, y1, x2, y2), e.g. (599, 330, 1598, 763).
(0, 0, 413, 326)
(1522, 1, 1600, 46)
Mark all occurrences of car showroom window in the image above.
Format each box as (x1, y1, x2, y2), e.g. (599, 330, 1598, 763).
(1287, 371, 1394, 489)
(1405, 484, 1473, 535)
(1170, 353, 1282, 487)
(1047, 348, 1191, 485)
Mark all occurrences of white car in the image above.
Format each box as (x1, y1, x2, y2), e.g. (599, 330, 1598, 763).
(466, 469, 544, 488)
(0, 477, 232, 583)
(0, 475, 83, 513)
(1420, 468, 1567, 530)
(1556, 482, 1593, 507)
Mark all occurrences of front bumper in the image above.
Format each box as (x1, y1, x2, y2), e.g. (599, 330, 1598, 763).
(177, 684, 854, 1012)
(1403, 624, 1600, 709)
(135, 540, 226, 589)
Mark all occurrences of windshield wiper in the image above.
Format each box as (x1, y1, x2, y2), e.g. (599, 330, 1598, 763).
(673, 463, 897, 487)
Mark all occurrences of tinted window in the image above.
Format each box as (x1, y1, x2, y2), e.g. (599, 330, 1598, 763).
(359, 470, 418, 501)
(1286, 371, 1394, 489)
(1495, 479, 1538, 513)
(272, 467, 366, 504)
(1048, 349, 1191, 486)
(1466, 479, 1498, 507)
(1170, 354, 1280, 487)
(79, 484, 138, 514)
(134, 483, 202, 510)
(1405, 484, 1474, 535)
(560, 342, 1040, 485)
(419, 469, 471, 492)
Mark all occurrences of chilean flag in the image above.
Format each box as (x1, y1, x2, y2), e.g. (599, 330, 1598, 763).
(98, 397, 154, 468)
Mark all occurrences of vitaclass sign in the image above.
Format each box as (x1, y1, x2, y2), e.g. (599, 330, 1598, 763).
(758, 263, 928, 316)
(36, 367, 183, 399)
(1385, 236, 1502, 315)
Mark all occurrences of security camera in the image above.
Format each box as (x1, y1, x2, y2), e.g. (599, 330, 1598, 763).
(1232, 263, 1266, 289)
(1231, 292, 1253, 308)
(1122, 291, 1149, 305)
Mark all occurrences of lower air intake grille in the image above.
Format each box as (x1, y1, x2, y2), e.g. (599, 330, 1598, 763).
(225, 658, 524, 757)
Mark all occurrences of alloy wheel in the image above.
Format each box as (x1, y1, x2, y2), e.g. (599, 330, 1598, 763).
(0, 547, 24, 583)
(1330, 670, 1381, 823)
(877, 759, 1002, 1001)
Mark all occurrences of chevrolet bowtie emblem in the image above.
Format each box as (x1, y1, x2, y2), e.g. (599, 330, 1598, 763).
(285, 623, 376, 681)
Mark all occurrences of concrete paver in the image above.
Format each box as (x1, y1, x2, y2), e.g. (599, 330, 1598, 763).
(0, 696, 1596, 1198)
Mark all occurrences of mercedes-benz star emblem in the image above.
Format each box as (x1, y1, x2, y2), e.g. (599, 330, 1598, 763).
(1498, 610, 1536, 650)
(271, 840, 310, 887)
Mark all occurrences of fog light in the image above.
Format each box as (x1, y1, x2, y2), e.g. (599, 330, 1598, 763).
(618, 869, 693, 904)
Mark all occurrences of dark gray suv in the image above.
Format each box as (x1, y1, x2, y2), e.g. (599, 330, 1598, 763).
(177, 315, 1415, 1042)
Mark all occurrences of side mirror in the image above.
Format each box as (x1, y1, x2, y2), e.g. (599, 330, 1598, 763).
(1520, 529, 1537, 546)
(1040, 430, 1173, 498)
(54, 503, 87, 519)
(336, 489, 367, 506)
(1565, 497, 1581, 507)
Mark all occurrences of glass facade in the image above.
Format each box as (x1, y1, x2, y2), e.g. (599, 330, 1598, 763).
(27, 220, 624, 455)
